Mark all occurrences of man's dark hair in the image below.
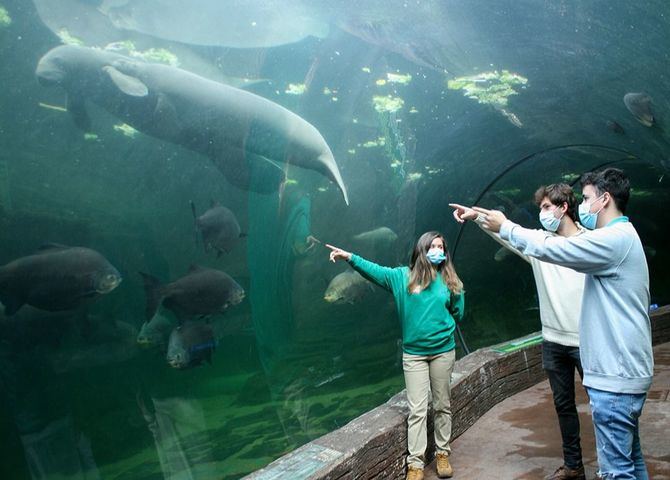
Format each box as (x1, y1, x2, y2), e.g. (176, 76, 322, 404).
(580, 168, 630, 213)
(534, 183, 578, 221)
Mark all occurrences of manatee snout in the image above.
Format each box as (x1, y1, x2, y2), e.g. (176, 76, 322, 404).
(35, 54, 65, 86)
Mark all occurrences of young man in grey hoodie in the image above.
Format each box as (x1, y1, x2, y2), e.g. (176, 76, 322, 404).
(469, 168, 653, 480)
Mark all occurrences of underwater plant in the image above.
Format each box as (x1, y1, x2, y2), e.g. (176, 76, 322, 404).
(285, 83, 307, 95)
(104, 41, 179, 66)
(372, 95, 404, 113)
(447, 70, 527, 127)
(0, 5, 11, 27)
(447, 70, 527, 108)
(136, 47, 179, 66)
(113, 123, 139, 138)
(386, 72, 412, 85)
(57, 28, 84, 46)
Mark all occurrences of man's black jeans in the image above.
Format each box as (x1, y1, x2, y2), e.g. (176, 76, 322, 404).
(542, 340, 584, 469)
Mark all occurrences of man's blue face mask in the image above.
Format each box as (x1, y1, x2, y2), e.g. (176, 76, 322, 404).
(578, 194, 605, 230)
(426, 248, 446, 264)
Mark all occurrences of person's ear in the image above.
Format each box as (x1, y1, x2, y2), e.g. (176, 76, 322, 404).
(602, 192, 611, 208)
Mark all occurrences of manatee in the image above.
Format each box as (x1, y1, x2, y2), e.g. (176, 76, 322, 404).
(32, 0, 270, 86)
(36, 45, 349, 202)
(324, 270, 373, 304)
(190, 201, 244, 256)
(623, 92, 654, 127)
(166, 321, 216, 369)
(139, 265, 245, 321)
(0, 244, 122, 315)
(98, 0, 329, 49)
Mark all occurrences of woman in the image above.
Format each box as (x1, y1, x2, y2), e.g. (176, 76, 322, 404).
(327, 231, 464, 480)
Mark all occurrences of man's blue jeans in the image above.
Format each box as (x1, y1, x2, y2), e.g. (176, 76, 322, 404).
(587, 387, 648, 479)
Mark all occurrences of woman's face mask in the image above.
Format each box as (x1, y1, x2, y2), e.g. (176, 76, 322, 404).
(578, 194, 605, 230)
(426, 248, 446, 264)
(539, 205, 564, 232)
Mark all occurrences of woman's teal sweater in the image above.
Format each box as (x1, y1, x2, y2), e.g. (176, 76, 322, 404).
(348, 254, 464, 355)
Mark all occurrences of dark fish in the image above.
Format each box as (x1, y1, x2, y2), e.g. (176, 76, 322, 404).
(190, 201, 245, 257)
(623, 92, 654, 127)
(137, 313, 173, 347)
(166, 321, 216, 369)
(139, 265, 245, 321)
(0, 244, 122, 315)
(324, 270, 373, 304)
(352, 227, 399, 248)
(606, 120, 625, 134)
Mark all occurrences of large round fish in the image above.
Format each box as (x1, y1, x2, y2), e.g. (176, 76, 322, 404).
(191, 201, 243, 256)
(352, 226, 399, 250)
(166, 321, 216, 369)
(623, 92, 654, 127)
(139, 265, 245, 321)
(0, 244, 122, 315)
(324, 270, 373, 304)
(35, 45, 349, 203)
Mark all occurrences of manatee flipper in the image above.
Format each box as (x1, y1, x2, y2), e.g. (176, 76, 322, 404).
(67, 95, 92, 132)
(103, 65, 149, 97)
(211, 144, 285, 194)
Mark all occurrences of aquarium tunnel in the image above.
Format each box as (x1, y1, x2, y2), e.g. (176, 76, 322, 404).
(0, 1, 668, 479)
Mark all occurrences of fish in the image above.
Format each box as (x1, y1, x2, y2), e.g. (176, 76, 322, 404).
(351, 227, 399, 248)
(324, 270, 373, 304)
(191, 201, 244, 257)
(139, 265, 245, 322)
(606, 120, 625, 134)
(0, 244, 122, 315)
(137, 312, 173, 347)
(623, 92, 654, 127)
(166, 321, 216, 369)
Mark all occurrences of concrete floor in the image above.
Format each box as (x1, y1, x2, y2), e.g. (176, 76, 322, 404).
(423, 342, 670, 480)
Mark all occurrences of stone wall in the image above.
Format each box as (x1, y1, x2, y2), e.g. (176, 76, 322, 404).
(244, 307, 670, 480)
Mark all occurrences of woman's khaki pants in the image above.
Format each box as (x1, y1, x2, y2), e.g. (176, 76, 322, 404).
(403, 349, 456, 469)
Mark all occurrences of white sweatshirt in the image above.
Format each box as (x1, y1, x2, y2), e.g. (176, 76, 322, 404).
(478, 223, 585, 347)
(500, 217, 653, 394)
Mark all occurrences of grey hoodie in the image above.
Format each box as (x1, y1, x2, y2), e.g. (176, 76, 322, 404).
(500, 216, 653, 394)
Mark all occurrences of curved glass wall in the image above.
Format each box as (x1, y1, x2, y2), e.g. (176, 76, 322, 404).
(0, 1, 668, 478)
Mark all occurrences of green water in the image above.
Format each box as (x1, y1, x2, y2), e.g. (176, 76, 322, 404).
(1, 1, 669, 479)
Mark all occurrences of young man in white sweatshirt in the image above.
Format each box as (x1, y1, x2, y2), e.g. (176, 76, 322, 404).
(468, 168, 653, 480)
(451, 183, 587, 480)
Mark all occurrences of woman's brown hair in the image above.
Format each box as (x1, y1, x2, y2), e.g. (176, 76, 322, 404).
(408, 231, 463, 294)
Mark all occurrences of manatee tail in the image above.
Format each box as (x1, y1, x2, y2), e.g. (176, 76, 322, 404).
(318, 151, 349, 205)
(139, 272, 165, 321)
